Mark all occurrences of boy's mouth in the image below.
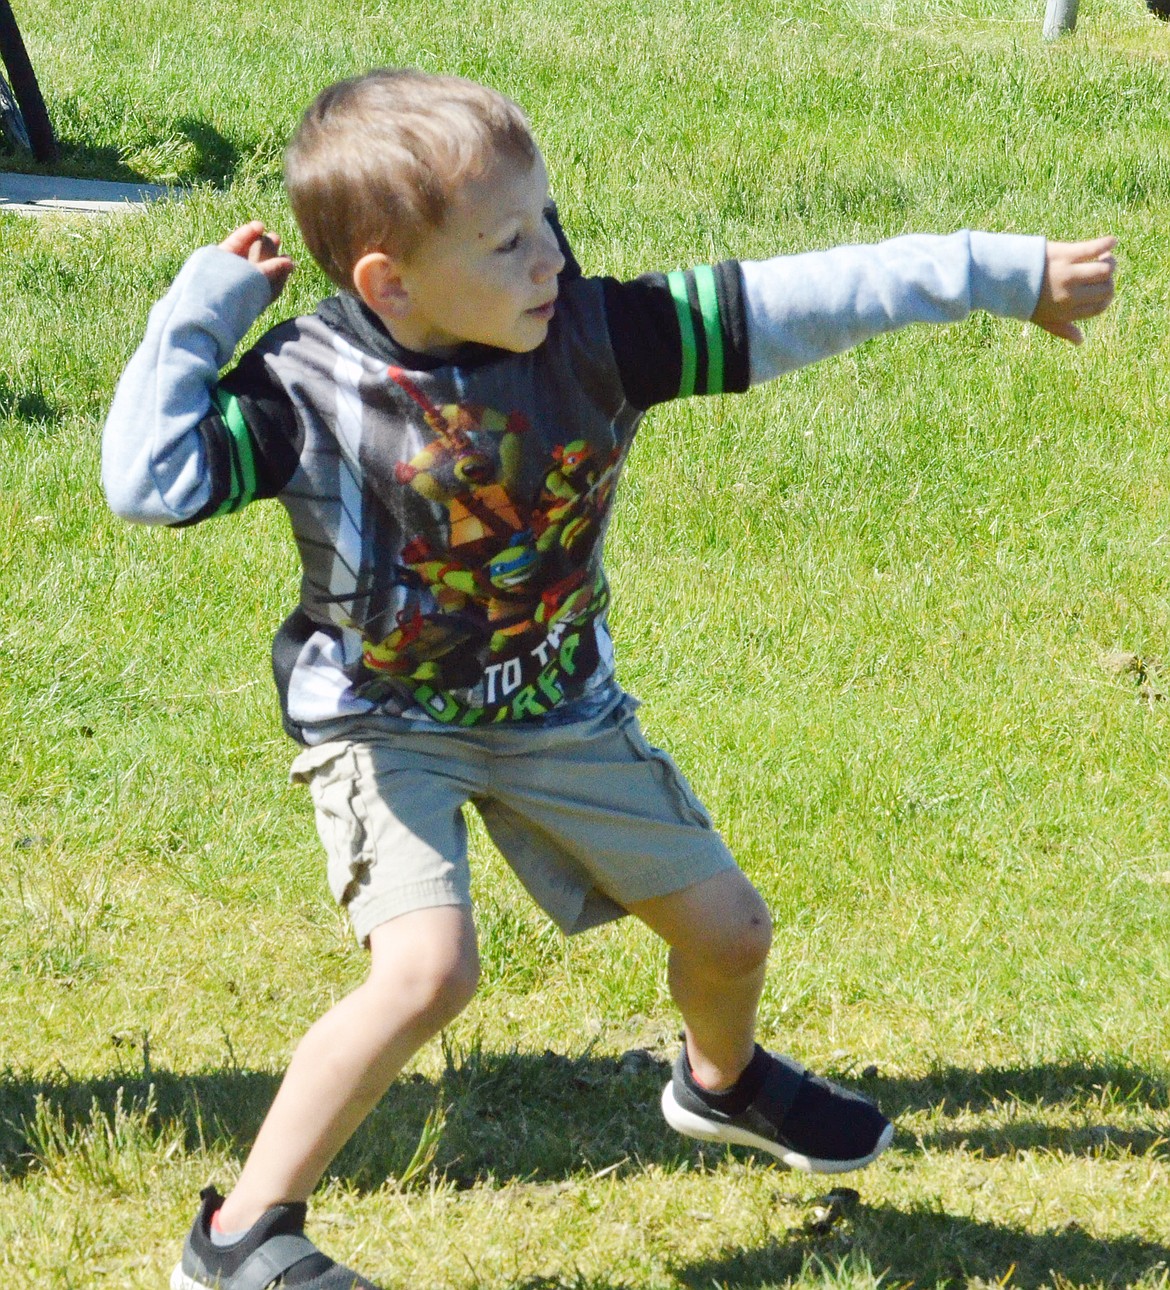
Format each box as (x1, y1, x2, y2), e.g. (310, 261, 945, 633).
(526, 299, 557, 322)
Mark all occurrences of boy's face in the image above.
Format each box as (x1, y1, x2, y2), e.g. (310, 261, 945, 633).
(391, 149, 566, 356)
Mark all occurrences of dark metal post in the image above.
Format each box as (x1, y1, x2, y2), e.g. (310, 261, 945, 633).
(0, 0, 56, 161)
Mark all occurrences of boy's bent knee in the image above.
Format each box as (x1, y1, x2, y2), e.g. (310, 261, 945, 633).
(368, 905, 480, 1021)
(685, 875, 772, 978)
(404, 948, 479, 1019)
(699, 900, 772, 978)
(632, 869, 773, 977)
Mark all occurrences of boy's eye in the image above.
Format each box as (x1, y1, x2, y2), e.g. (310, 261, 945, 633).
(496, 233, 521, 254)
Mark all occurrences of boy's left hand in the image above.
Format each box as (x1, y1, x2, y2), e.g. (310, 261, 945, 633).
(219, 221, 296, 301)
(1031, 236, 1117, 344)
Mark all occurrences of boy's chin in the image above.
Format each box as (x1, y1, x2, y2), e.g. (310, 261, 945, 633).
(449, 311, 550, 354)
(496, 325, 550, 354)
(522, 316, 555, 348)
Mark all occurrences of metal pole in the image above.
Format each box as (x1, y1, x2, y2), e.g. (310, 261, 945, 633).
(0, 0, 55, 160)
(1043, 0, 1080, 38)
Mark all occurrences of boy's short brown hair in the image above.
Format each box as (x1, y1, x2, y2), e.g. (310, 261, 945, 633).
(285, 68, 537, 290)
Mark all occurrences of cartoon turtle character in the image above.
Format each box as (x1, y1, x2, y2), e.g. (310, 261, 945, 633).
(398, 536, 485, 613)
(535, 440, 620, 556)
(362, 605, 478, 682)
(483, 528, 545, 653)
(389, 367, 531, 567)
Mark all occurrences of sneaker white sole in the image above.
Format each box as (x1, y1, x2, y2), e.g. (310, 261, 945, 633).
(661, 1082, 894, 1174)
(171, 1264, 211, 1290)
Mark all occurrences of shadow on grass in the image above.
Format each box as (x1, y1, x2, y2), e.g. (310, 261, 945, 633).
(867, 1059, 1170, 1117)
(1, 116, 244, 186)
(865, 1059, 1170, 1162)
(673, 1203, 1170, 1290)
(3, 1051, 1168, 1187)
(0, 369, 59, 425)
(3, 1051, 1169, 1286)
(0, 1046, 686, 1188)
(925, 1120, 1169, 1160)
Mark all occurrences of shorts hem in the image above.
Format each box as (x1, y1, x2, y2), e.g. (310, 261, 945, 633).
(565, 849, 738, 935)
(609, 849, 738, 908)
(349, 881, 470, 945)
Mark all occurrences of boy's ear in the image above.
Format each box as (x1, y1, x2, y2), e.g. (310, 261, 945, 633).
(352, 251, 410, 317)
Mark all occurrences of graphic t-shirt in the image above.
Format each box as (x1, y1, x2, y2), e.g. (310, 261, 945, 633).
(185, 255, 749, 739)
(103, 221, 1046, 744)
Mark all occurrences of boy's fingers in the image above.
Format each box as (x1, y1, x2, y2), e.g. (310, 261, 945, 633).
(1070, 295, 1112, 319)
(1078, 277, 1115, 304)
(1068, 270, 1115, 296)
(1052, 287, 1111, 323)
(1034, 235, 1116, 340)
(1069, 255, 1115, 281)
(1052, 262, 1114, 297)
(219, 221, 267, 257)
(1043, 319, 1084, 344)
(257, 257, 297, 300)
(1051, 256, 1115, 309)
(1063, 234, 1118, 262)
(248, 232, 281, 263)
(216, 221, 293, 299)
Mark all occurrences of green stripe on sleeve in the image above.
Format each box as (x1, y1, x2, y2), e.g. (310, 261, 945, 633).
(211, 388, 258, 516)
(692, 264, 724, 395)
(210, 448, 239, 519)
(667, 270, 697, 399)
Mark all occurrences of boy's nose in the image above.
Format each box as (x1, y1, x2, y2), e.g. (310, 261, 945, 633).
(533, 238, 565, 283)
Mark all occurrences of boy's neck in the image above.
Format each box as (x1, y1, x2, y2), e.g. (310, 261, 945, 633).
(342, 293, 468, 364)
(374, 308, 466, 361)
(329, 293, 499, 373)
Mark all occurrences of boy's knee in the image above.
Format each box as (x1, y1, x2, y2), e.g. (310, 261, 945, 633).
(368, 908, 481, 1021)
(693, 886, 773, 978)
(428, 953, 481, 1020)
(722, 901, 773, 977)
(640, 870, 773, 979)
(388, 943, 480, 1022)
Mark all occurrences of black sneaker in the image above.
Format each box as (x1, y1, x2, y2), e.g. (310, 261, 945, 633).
(170, 1186, 383, 1290)
(661, 1045, 893, 1174)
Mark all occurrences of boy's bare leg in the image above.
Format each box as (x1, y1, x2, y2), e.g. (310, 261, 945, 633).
(626, 869, 772, 1091)
(217, 905, 479, 1233)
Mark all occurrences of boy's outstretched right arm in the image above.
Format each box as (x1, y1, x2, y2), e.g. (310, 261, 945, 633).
(102, 223, 295, 526)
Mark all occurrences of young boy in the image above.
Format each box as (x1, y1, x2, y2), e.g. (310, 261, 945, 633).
(102, 68, 1116, 1290)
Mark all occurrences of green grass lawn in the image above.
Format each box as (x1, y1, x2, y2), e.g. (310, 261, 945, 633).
(2, 0, 1170, 1284)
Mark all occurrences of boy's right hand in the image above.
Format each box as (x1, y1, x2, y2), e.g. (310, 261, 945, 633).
(220, 221, 296, 301)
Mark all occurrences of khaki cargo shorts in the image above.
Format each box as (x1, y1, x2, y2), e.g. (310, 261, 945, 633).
(289, 696, 736, 944)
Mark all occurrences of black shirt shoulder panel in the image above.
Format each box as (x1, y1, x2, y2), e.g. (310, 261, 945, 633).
(219, 346, 302, 498)
(601, 273, 682, 410)
(603, 260, 749, 410)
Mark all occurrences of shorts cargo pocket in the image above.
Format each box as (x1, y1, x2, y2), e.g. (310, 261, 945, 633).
(292, 744, 373, 909)
(613, 708, 714, 831)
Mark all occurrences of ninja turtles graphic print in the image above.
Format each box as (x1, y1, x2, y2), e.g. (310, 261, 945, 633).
(353, 366, 621, 725)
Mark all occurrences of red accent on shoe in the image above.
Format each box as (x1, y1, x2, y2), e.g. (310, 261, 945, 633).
(210, 1210, 244, 1239)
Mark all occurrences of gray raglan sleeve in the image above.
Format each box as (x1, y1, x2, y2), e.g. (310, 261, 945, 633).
(101, 246, 277, 524)
(741, 230, 1047, 385)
